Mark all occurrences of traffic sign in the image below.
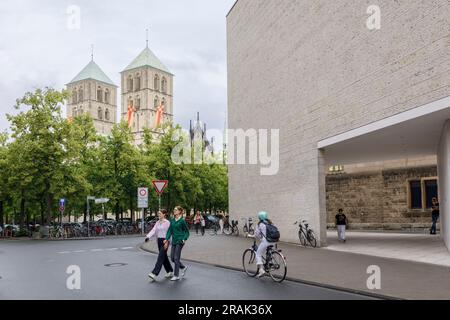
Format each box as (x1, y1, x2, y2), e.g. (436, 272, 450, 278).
(137, 187, 148, 208)
(95, 198, 110, 204)
(59, 199, 65, 212)
(152, 180, 168, 195)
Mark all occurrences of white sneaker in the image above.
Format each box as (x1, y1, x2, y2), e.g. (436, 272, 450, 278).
(170, 276, 180, 281)
(165, 272, 173, 278)
(148, 273, 156, 282)
(257, 269, 266, 278)
(181, 266, 188, 278)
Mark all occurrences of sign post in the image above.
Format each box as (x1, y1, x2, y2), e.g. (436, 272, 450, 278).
(152, 180, 168, 211)
(95, 198, 110, 220)
(59, 199, 65, 230)
(137, 188, 148, 236)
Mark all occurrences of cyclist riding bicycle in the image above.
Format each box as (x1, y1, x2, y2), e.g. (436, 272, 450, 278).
(252, 211, 280, 278)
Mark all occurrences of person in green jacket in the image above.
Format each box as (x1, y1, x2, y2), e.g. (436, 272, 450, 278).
(164, 206, 190, 281)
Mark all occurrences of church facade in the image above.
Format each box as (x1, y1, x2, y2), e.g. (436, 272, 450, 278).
(66, 44, 173, 144)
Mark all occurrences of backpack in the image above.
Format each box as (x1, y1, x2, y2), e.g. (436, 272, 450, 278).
(262, 221, 280, 242)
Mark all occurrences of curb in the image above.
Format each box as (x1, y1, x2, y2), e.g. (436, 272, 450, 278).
(139, 244, 399, 300)
(1, 235, 143, 242)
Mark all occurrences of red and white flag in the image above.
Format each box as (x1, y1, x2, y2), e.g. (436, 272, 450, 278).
(127, 105, 136, 128)
(154, 104, 165, 128)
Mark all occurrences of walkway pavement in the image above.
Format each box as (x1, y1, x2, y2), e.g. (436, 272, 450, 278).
(326, 231, 450, 267)
(141, 232, 450, 300)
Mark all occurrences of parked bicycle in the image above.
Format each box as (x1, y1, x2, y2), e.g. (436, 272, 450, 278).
(241, 217, 254, 236)
(294, 220, 317, 248)
(223, 219, 239, 236)
(242, 240, 287, 283)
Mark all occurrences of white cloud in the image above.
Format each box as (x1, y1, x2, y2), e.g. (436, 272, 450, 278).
(0, 0, 235, 135)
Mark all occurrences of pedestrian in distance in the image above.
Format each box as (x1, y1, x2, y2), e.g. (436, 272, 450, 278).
(145, 209, 174, 282)
(218, 213, 224, 234)
(430, 197, 440, 235)
(164, 206, 190, 281)
(200, 213, 206, 236)
(194, 211, 202, 235)
(335, 208, 348, 242)
(252, 211, 280, 278)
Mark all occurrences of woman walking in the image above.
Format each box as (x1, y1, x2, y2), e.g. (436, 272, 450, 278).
(145, 209, 174, 282)
(164, 206, 190, 281)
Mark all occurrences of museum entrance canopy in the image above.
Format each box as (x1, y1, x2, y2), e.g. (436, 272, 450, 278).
(318, 96, 450, 165)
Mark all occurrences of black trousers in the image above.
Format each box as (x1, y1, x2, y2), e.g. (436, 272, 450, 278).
(152, 238, 173, 276)
(171, 243, 186, 277)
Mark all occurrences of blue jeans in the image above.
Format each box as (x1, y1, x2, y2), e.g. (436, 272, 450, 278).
(431, 215, 439, 234)
(170, 243, 186, 277)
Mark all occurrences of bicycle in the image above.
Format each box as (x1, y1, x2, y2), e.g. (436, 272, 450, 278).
(294, 220, 317, 248)
(209, 221, 220, 235)
(241, 217, 254, 236)
(223, 220, 239, 236)
(242, 240, 287, 283)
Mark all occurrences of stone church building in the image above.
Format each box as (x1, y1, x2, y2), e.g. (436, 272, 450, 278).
(66, 43, 173, 144)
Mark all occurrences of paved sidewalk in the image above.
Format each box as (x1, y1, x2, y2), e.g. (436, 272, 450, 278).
(141, 233, 450, 300)
(326, 231, 450, 267)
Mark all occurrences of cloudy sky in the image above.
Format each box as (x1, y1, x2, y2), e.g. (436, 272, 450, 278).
(0, 0, 235, 138)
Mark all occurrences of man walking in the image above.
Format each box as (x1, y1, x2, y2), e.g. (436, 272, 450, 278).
(335, 208, 348, 243)
(431, 197, 439, 235)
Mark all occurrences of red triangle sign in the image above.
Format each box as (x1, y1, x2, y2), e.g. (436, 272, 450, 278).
(152, 180, 168, 195)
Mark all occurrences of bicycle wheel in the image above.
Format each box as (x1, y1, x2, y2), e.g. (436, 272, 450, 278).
(268, 251, 287, 283)
(299, 229, 307, 246)
(248, 226, 254, 236)
(233, 227, 239, 237)
(223, 225, 232, 235)
(242, 249, 258, 277)
(307, 230, 317, 248)
(209, 224, 218, 236)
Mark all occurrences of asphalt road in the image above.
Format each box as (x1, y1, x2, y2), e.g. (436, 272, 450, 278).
(0, 236, 374, 300)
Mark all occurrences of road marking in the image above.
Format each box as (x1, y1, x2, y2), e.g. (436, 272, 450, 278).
(106, 248, 118, 251)
(91, 249, 103, 252)
(73, 250, 86, 253)
(121, 247, 133, 250)
(58, 251, 70, 254)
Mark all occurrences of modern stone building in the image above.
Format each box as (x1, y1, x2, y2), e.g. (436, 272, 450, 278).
(66, 59, 118, 135)
(227, 0, 450, 250)
(120, 45, 174, 145)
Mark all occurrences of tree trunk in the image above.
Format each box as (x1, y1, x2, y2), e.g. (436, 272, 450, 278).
(45, 192, 52, 225)
(130, 196, 134, 222)
(0, 200, 3, 226)
(115, 201, 120, 221)
(40, 201, 44, 225)
(19, 191, 26, 228)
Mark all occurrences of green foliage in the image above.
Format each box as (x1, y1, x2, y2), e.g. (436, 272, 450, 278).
(0, 88, 228, 227)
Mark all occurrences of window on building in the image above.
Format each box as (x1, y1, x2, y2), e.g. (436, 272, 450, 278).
(98, 107, 103, 120)
(162, 98, 166, 107)
(72, 91, 77, 104)
(104, 89, 110, 104)
(78, 89, 83, 102)
(136, 98, 141, 110)
(410, 180, 422, 209)
(154, 96, 159, 108)
(105, 108, 110, 121)
(79, 106, 83, 114)
(97, 87, 103, 102)
(154, 75, 159, 91)
(135, 75, 141, 91)
(72, 108, 77, 117)
(161, 77, 167, 93)
(425, 179, 438, 209)
(128, 76, 133, 92)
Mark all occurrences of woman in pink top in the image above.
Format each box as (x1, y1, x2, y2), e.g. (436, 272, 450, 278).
(145, 209, 173, 282)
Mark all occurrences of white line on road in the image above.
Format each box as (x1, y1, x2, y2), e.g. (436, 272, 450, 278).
(58, 251, 70, 254)
(106, 248, 118, 251)
(73, 250, 86, 253)
(121, 247, 133, 250)
(90, 249, 104, 252)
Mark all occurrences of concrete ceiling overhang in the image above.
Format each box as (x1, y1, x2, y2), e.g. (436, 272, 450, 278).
(317, 96, 450, 165)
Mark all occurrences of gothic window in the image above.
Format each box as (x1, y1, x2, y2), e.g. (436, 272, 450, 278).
(105, 108, 110, 121)
(97, 87, 103, 102)
(78, 88, 83, 102)
(135, 75, 141, 91)
(154, 96, 159, 108)
(104, 89, 110, 104)
(154, 75, 159, 91)
(128, 76, 133, 92)
(161, 77, 167, 93)
(72, 108, 77, 117)
(136, 97, 141, 110)
(162, 97, 166, 106)
(72, 90, 77, 104)
(98, 107, 103, 120)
